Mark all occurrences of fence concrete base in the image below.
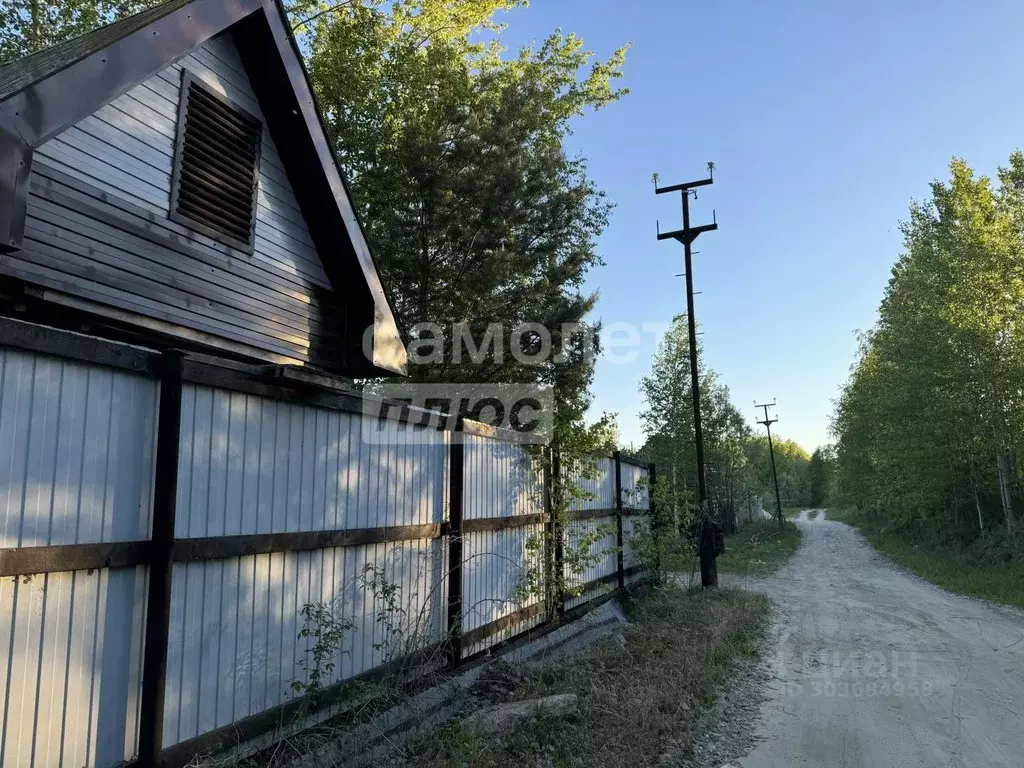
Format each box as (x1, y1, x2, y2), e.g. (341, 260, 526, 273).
(505, 598, 629, 666)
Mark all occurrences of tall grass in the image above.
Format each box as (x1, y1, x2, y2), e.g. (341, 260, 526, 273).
(401, 586, 770, 767)
(717, 519, 802, 577)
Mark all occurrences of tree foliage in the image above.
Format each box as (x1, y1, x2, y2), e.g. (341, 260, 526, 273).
(808, 446, 835, 506)
(832, 154, 1024, 537)
(0, 0, 153, 63)
(745, 435, 813, 510)
(301, 0, 628, 439)
(639, 317, 813, 530)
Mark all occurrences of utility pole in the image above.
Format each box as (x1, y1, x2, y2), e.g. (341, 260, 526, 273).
(756, 400, 784, 530)
(655, 166, 718, 511)
(656, 164, 719, 588)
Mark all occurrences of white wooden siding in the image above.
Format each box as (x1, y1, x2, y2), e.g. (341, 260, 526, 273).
(11, 29, 346, 367)
(34, 32, 328, 289)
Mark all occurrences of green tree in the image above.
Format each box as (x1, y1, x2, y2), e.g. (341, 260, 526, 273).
(640, 318, 766, 530)
(745, 436, 811, 509)
(302, 0, 628, 440)
(807, 446, 833, 506)
(0, 0, 153, 63)
(833, 153, 1024, 537)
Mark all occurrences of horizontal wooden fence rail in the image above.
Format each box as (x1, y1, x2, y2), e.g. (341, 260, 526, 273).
(0, 524, 444, 575)
(565, 506, 648, 521)
(461, 602, 547, 649)
(0, 540, 153, 576)
(463, 513, 548, 532)
(0, 512, 641, 576)
(170, 524, 443, 562)
(0, 315, 655, 768)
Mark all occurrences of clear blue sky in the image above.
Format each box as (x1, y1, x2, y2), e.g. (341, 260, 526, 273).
(497, 0, 1024, 453)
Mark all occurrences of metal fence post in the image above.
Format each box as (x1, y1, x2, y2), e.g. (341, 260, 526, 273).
(138, 350, 185, 766)
(649, 462, 659, 578)
(445, 419, 465, 668)
(614, 451, 625, 591)
(542, 445, 554, 621)
(551, 445, 564, 619)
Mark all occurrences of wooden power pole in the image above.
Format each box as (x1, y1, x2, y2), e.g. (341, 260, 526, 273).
(655, 167, 718, 512)
(756, 400, 785, 530)
(655, 165, 719, 587)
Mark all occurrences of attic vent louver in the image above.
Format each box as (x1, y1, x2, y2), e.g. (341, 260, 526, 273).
(170, 70, 262, 252)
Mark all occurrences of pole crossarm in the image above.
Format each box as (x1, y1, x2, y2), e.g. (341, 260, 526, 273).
(655, 177, 714, 194)
(657, 222, 719, 244)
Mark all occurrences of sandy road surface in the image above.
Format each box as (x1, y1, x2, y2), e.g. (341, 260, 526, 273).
(735, 511, 1024, 768)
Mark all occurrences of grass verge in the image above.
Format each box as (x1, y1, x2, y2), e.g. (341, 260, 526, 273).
(827, 507, 1024, 608)
(400, 586, 770, 768)
(717, 519, 802, 577)
(662, 519, 802, 577)
(782, 507, 805, 519)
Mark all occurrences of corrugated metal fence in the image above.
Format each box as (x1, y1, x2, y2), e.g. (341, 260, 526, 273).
(0, 318, 653, 768)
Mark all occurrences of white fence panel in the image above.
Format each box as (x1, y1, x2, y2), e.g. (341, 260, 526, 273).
(566, 455, 614, 511)
(0, 347, 157, 766)
(622, 464, 650, 586)
(563, 515, 618, 611)
(0, 343, 655, 764)
(622, 515, 649, 586)
(164, 385, 448, 746)
(0, 347, 158, 548)
(461, 435, 545, 657)
(0, 567, 149, 767)
(464, 435, 542, 521)
(620, 461, 650, 510)
(564, 459, 650, 607)
(174, 385, 447, 538)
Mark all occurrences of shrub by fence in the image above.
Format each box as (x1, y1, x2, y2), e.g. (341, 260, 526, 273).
(0, 317, 652, 768)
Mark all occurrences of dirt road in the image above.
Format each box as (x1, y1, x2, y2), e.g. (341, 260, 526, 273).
(736, 512, 1024, 768)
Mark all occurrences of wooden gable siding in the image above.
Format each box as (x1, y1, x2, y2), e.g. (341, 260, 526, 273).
(3, 31, 346, 367)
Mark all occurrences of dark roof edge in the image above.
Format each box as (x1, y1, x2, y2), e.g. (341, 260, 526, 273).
(0, 0, 194, 102)
(265, 0, 410, 353)
(258, 0, 407, 375)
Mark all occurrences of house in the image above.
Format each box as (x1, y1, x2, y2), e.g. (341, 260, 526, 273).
(0, 0, 406, 378)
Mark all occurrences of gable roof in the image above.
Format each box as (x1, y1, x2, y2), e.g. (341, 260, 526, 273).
(0, 0, 407, 376)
